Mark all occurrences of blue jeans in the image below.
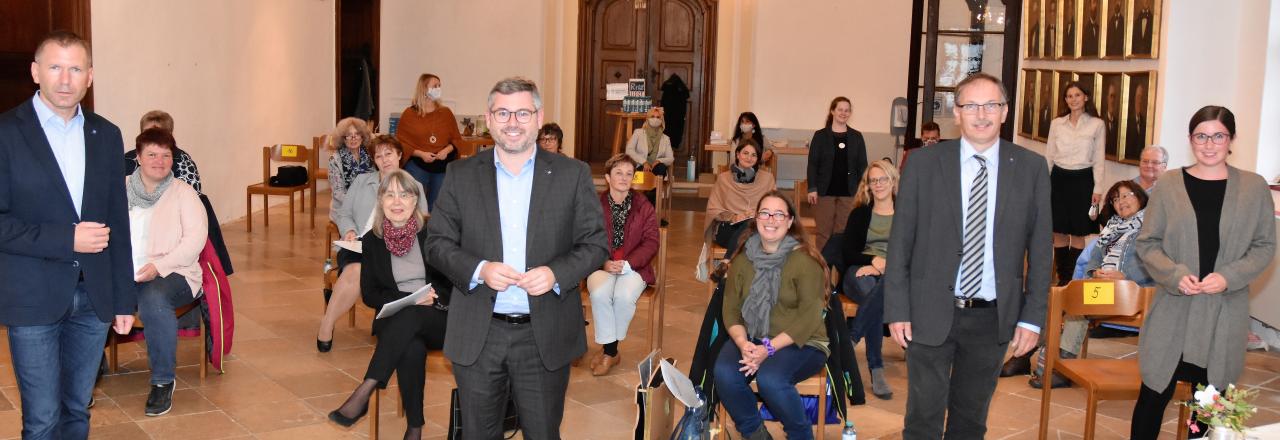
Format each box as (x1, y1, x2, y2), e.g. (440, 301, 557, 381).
(137, 273, 196, 385)
(845, 273, 886, 369)
(403, 160, 445, 211)
(7, 286, 110, 440)
(714, 341, 826, 440)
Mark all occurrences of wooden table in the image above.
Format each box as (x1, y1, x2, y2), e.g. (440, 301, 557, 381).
(457, 135, 494, 158)
(608, 110, 649, 156)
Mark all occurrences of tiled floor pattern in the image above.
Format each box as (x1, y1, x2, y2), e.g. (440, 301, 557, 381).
(1, 193, 1277, 439)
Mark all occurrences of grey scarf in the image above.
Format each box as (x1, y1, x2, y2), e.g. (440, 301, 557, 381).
(740, 233, 800, 339)
(731, 164, 757, 184)
(127, 168, 174, 209)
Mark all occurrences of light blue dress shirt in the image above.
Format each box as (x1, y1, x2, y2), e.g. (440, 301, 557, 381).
(469, 148, 559, 315)
(31, 92, 86, 216)
(955, 139, 1039, 333)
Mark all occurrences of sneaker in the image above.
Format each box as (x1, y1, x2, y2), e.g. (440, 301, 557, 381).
(144, 382, 175, 416)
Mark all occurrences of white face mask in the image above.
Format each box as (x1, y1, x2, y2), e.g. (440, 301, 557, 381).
(648, 117, 662, 127)
(426, 87, 443, 100)
(739, 123, 754, 133)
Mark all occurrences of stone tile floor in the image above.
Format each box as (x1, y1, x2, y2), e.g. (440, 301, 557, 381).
(1, 194, 1277, 439)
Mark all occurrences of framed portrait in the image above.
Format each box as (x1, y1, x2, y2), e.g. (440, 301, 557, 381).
(1061, 0, 1079, 58)
(1127, 0, 1159, 58)
(1045, 0, 1060, 59)
(1098, 73, 1125, 159)
(1122, 71, 1157, 163)
(1074, 72, 1099, 115)
(1102, 0, 1128, 59)
(1019, 69, 1037, 138)
(1053, 70, 1073, 118)
(1081, 0, 1102, 58)
(1026, 0, 1043, 59)
(1035, 69, 1055, 141)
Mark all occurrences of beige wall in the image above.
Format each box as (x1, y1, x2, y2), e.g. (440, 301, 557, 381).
(91, 0, 336, 222)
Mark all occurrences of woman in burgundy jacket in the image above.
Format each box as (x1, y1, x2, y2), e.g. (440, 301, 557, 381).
(586, 154, 660, 376)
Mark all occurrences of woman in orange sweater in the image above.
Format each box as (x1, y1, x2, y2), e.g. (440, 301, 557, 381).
(396, 73, 462, 209)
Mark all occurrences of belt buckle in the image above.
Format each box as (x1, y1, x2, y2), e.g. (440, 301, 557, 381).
(954, 297, 972, 309)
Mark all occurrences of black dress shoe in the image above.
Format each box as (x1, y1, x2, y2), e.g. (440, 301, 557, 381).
(317, 339, 333, 353)
(328, 405, 368, 427)
(1000, 351, 1033, 377)
(1029, 373, 1071, 389)
(144, 382, 175, 416)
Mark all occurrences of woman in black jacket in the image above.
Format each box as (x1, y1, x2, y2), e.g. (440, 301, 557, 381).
(839, 159, 899, 400)
(806, 96, 869, 252)
(328, 169, 447, 440)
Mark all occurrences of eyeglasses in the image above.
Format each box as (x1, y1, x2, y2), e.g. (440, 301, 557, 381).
(380, 191, 416, 201)
(538, 136, 558, 144)
(868, 177, 892, 186)
(344, 133, 363, 140)
(1190, 132, 1230, 146)
(490, 108, 535, 124)
(1111, 191, 1137, 203)
(1139, 159, 1166, 166)
(756, 210, 791, 222)
(957, 102, 1007, 114)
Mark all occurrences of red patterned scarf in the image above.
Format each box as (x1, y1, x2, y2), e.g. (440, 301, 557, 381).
(382, 216, 419, 257)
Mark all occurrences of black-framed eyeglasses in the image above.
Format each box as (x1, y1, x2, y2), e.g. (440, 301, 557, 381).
(957, 102, 1006, 114)
(756, 210, 791, 222)
(491, 108, 535, 124)
(1190, 132, 1230, 146)
(538, 136, 558, 144)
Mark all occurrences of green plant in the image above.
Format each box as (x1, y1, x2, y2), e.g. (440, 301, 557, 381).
(1184, 384, 1258, 434)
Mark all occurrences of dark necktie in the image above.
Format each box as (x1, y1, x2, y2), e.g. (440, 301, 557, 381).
(959, 155, 988, 298)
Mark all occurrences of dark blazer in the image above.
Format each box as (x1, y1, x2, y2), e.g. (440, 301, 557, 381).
(0, 99, 135, 326)
(840, 202, 880, 272)
(598, 190, 660, 284)
(883, 139, 1052, 345)
(361, 228, 450, 335)
(806, 127, 868, 197)
(426, 150, 608, 370)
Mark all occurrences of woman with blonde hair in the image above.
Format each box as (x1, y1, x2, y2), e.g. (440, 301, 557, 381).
(395, 73, 462, 208)
(625, 107, 674, 177)
(838, 159, 899, 399)
(327, 117, 375, 212)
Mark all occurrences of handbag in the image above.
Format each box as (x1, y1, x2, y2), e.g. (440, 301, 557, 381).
(447, 387, 519, 440)
(841, 271, 881, 305)
(268, 165, 308, 187)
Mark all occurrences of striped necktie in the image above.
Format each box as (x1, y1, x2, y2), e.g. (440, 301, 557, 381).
(959, 155, 988, 299)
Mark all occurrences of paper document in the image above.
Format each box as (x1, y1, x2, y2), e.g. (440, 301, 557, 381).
(375, 284, 432, 319)
(660, 359, 702, 408)
(333, 240, 362, 254)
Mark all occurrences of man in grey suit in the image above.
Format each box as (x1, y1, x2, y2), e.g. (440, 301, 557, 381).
(885, 72, 1052, 439)
(426, 77, 607, 439)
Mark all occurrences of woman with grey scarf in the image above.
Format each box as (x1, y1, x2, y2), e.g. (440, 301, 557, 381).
(714, 191, 829, 440)
(126, 128, 208, 417)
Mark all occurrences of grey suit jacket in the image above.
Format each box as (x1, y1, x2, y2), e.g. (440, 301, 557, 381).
(426, 150, 607, 370)
(883, 139, 1053, 345)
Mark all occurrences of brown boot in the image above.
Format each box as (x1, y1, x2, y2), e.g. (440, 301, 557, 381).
(592, 354, 620, 376)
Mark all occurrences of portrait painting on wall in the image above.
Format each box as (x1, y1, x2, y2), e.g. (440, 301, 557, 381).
(1026, 0, 1043, 59)
(1062, 0, 1078, 58)
(1054, 71, 1073, 118)
(1099, 73, 1125, 159)
(1035, 69, 1055, 140)
(1044, 0, 1059, 58)
(1123, 71, 1156, 163)
(1103, 0, 1128, 58)
(1128, 0, 1159, 58)
(1081, 0, 1102, 58)
(1074, 72, 1099, 115)
(1020, 69, 1037, 138)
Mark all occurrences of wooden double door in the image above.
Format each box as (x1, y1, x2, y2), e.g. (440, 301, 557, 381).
(0, 0, 93, 112)
(576, 0, 717, 165)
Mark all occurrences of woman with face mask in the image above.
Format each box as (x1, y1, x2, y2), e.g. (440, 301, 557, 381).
(732, 111, 773, 165)
(395, 73, 462, 210)
(625, 107, 675, 177)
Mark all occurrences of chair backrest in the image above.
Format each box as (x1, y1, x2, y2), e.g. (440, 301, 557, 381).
(1058, 278, 1146, 319)
(631, 170, 659, 192)
(260, 144, 316, 182)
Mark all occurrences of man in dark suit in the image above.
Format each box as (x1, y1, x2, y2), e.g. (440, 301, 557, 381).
(426, 77, 607, 439)
(0, 31, 135, 439)
(1131, 0, 1154, 55)
(885, 73, 1052, 439)
(1083, 0, 1101, 57)
(1063, 0, 1077, 57)
(1127, 82, 1149, 158)
(1106, 0, 1126, 57)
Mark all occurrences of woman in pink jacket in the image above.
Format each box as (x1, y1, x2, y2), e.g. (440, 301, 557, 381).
(126, 128, 208, 417)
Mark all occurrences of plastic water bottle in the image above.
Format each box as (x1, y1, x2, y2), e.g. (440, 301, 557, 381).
(842, 420, 857, 440)
(686, 155, 696, 182)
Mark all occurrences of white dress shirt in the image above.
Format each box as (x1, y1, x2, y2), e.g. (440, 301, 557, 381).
(1045, 112, 1106, 192)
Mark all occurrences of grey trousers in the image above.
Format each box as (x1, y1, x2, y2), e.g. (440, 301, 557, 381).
(903, 307, 1006, 440)
(452, 318, 571, 440)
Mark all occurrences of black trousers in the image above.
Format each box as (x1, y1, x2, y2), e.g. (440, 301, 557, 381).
(903, 306, 1006, 440)
(452, 318, 571, 440)
(1130, 359, 1208, 440)
(365, 305, 446, 427)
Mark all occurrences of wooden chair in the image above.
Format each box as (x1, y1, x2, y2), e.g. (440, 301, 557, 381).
(246, 144, 316, 234)
(107, 297, 208, 379)
(1038, 279, 1191, 440)
(631, 170, 672, 224)
(639, 227, 669, 351)
(312, 135, 331, 217)
(324, 221, 356, 328)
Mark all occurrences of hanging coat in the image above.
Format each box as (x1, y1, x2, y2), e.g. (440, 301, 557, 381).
(660, 74, 691, 151)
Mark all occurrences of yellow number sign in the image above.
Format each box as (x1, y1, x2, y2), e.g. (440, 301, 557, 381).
(1083, 281, 1115, 305)
(632, 172, 646, 185)
(280, 145, 298, 158)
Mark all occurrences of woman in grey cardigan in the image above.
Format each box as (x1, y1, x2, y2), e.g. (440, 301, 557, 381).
(1129, 106, 1276, 439)
(317, 135, 429, 352)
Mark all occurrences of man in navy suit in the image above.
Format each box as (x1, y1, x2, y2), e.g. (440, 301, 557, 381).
(0, 31, 136, 439)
